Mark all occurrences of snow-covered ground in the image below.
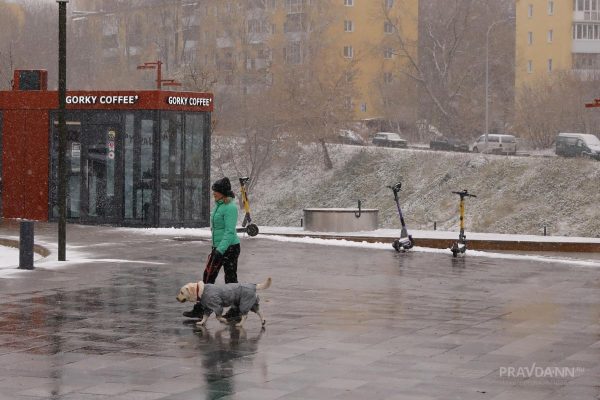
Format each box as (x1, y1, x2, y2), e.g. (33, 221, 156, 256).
(212, 140, 600, 237)
(0, 244, 44, 272)
(0, 239, 163, 278)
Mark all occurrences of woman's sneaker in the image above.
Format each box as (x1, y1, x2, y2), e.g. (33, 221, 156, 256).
(183, 304, 204, 318)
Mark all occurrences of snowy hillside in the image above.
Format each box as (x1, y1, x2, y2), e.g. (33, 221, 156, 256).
(212, 142, 600, 237)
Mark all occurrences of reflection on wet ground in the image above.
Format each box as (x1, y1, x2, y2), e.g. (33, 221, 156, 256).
(0, 223, 598, 400)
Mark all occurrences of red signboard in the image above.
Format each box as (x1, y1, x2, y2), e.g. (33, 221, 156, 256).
(0, 90, 214, 112)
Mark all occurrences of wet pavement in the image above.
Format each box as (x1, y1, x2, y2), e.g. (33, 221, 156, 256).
(0, 223, 599, 400)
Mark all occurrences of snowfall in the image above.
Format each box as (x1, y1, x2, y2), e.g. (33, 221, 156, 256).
(1, 140, 599, 277)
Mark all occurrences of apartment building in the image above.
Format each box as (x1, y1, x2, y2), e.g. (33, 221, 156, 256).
(516, 0, 600, 89)
(71, 0, 418, 119)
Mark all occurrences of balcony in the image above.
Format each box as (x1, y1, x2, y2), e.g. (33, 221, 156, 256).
(574, 10, 600, 22)
(572, 69, 600, 80)
(572, 39, 600, 53)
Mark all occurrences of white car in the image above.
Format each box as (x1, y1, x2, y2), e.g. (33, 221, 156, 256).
(372, 132, 407, 148)
(471, 134, 517, 155)
(338, 129, 365, 145)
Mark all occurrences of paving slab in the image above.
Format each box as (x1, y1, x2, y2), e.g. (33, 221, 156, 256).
(0, 222, 598, 400)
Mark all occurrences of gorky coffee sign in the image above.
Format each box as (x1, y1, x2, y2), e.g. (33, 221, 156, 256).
(66, 95, 139, 105)
(166, 96, 212, 107)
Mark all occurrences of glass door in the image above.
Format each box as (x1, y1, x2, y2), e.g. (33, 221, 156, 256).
(124, 113, 156, 225)
(81, 123, 121, 223)
(50, 118, 83, 220)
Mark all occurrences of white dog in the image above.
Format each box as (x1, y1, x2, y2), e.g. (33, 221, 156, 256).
(176, 278, 271, 327)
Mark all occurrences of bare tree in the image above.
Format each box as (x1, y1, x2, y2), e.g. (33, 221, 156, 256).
(515, 71, 600, 148)
(379, 0, 514, 140)
(272, 0, 357, 169)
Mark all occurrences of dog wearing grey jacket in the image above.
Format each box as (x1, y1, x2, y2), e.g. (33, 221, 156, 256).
(176, 277, 271, 327)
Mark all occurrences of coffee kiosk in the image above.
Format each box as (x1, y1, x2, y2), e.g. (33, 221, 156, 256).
(0, 69, 213, 227)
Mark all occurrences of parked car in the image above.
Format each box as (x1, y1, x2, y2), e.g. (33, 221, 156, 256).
(555, 132, 600, 160)
(429, 137, 469, 152)
(372, 132, 407, 148)
(337, 129, 365, 145)
(471, 134, 517, 155)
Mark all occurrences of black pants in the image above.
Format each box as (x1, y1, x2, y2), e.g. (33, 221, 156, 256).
(203, 244, 241, 284)
(192, 244, 240, 315)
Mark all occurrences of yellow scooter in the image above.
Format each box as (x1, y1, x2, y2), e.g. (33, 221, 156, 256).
(450, 189, 476, 257)
(238, 177, 259, 237)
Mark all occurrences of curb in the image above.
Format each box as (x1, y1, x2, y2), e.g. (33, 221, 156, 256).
(0, 238, 51, 258)
(259, 233, 600, 253)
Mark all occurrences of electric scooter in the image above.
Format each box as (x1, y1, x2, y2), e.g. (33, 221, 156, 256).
(238, 177, 259, 237)
(388, 182, 414, 251)
(450, 189, 476, 257)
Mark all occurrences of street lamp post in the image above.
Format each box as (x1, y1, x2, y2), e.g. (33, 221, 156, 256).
(57, 0, 68, 261)
(136, 60, 182, 89)
(485, 17, 514, 145)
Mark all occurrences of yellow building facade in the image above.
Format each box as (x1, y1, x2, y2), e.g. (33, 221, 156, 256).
(71, 0, 418, 120)
(324, 0, 419, 118)
(516, 0, 600, 89)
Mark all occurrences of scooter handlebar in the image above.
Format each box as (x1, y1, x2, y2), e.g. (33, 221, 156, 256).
(387, 182, 402, 193)
(452, 190, 476, 198)
(239, 177, 250, 185)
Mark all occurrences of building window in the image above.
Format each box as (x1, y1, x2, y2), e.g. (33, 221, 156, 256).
(284, 41, 302, 64)
(386, 0, 394, 9)
(528, 4, 533, 17)
(344, 0, 353, 6)
(384, 22, 394, 34)
(527, 60, 533, 73)
(573, 22, 600, 39)
(576, 0, 600, 18)
(383, 72, 393, 83)
(286, 0, 303, 13)
(344, 96, 352, 110)
(548, 0, 554, 15)
(548, 29, 553, 42)
(360, 103, 367, 112)
(528, 31, 533, 44)
(344, 20, 353, 32)
(383, 47, 393, 59)
(343, 45, 353, 58)
(548, 58, 553, 71)
(573, 52, 600, 69)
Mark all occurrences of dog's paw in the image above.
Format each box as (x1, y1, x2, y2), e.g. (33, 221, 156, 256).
(195, 321, 206, 327)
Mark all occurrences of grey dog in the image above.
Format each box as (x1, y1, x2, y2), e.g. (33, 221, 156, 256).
(176, 278, 271, 327)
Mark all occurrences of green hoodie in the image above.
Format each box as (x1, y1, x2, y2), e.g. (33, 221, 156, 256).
(211, 198, 240, 254)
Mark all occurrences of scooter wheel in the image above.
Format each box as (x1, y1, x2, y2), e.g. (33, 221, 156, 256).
(246, 223, 259, 237)
(392, 240, 401, 252)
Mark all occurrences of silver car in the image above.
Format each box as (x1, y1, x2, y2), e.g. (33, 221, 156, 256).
(471, 134, 517, 155)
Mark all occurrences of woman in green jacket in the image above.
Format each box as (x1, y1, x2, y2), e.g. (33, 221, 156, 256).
(183, 177, 241, 319)
(204, 177, 241, 284)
